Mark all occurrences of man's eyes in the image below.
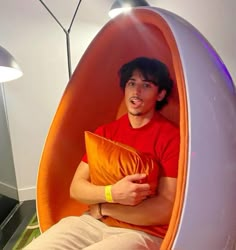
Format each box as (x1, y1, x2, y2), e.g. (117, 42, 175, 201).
(143, 83, 152, 88)
(127, 82, 152, 88)
(127, 81, 135, 86)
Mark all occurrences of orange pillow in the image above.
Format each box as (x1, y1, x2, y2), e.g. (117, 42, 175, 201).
(84, 131, 159, 195)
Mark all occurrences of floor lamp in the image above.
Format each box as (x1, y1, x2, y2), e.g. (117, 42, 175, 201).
(0, 46, 22, 83)
(0, 45, 23, 234)
(0, 45, 23, 134)
(109, 0, 150, 18)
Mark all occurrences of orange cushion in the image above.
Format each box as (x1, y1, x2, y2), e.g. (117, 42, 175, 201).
(84, 131, 159, 195)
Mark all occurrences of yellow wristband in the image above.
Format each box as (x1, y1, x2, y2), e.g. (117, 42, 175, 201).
(105, 185, 113, 203)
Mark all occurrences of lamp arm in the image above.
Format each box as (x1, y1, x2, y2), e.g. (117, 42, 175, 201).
(38, 0, 67, 34)
(68, 0, 82, 33)
(38, 0, 83, 79)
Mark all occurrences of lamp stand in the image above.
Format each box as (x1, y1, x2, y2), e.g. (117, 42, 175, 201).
(38, 0, 82, 79)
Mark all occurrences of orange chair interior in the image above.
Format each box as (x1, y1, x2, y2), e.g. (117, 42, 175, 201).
(37, 12, 183, 249)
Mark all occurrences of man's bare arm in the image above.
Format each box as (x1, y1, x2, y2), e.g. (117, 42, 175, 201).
(70, 161, 106, 204)
(100, 177, 177, 226)
(70, 161, 151, 205)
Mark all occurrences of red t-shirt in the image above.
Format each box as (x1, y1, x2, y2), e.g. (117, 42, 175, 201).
(83, 112, 180, 237)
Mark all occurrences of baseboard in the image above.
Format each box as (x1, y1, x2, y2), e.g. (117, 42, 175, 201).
(18, 186, 36, 202)
(0, 182, 36, 202)
(0, 182, 18, 200)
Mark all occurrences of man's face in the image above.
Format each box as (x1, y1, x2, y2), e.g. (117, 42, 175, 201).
(124, 70, 165, 117)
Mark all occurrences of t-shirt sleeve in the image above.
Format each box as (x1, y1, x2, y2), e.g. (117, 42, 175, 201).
(159, 126, 180, 178)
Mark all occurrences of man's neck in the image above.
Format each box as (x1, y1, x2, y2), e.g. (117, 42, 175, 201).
(128, 111, 155, 128)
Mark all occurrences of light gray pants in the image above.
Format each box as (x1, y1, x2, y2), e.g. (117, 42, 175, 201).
(24, 214, 163, 250)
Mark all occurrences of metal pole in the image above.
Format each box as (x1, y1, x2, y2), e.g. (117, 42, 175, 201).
(66, 33, 72, 78)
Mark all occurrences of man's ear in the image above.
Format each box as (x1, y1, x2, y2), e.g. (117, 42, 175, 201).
(157, 89, 167, 101)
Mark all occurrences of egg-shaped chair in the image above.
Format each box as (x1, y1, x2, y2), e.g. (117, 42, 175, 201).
(36, 7, 236, 250)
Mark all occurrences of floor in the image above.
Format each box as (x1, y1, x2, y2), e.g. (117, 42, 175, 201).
(0, 195, 18, 226)
(0, 196, 36, 250)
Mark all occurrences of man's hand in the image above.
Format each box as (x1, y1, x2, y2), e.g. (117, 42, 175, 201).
(112, 174, 151, 206)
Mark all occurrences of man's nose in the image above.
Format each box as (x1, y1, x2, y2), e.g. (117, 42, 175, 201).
(133, 84, 142, 94)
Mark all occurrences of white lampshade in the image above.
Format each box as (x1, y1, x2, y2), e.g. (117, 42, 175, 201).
(0, 45, 23, 82)
(109, 0, 149, 18)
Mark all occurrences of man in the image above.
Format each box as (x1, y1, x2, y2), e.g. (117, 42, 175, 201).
(25, 57, 179, 249)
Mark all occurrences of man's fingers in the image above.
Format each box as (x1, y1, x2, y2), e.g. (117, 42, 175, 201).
(126, 173, 147, 182)
(124, 174, 151, 192)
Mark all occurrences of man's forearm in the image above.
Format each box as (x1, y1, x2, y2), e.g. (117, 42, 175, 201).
(101, 195, 174, 226)
(70, 178, 106, 204)
(70, 163, 152, 206)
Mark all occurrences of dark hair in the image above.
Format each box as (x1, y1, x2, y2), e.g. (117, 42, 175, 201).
(118, 57, 173, 110)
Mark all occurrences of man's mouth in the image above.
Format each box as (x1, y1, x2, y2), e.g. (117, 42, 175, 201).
(129, 97, 143, 108)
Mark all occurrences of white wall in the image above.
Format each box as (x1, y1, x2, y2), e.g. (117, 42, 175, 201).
(153, 0, 236, 84)
(0, 0, 235, 201)
(0, 1, 101, 201)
